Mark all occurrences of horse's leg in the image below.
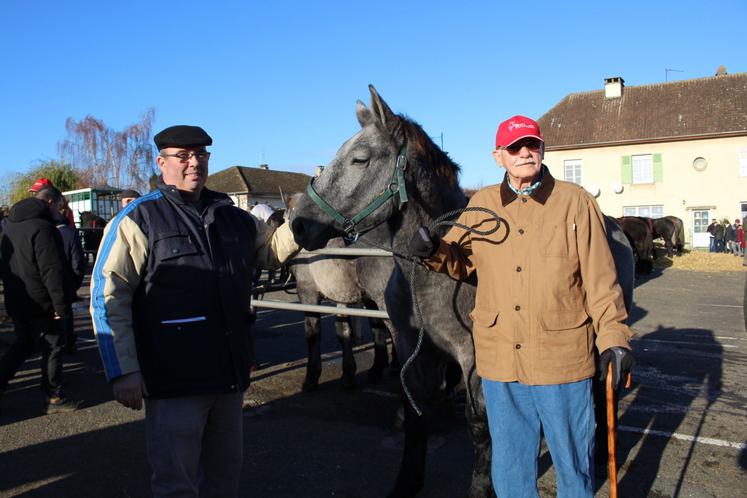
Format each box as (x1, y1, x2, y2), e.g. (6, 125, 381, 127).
(302, 310, 322, 392)
(335, 312, 357, 390)
(388, 401, 429, 498)
(438, 339, 495, 498)
(463, 366, 496, 498)
(387, 345, 443, 498)
(366, 310, 390, 384)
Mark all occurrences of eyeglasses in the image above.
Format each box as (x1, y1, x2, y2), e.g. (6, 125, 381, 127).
(500, 138, 543, 155)
(160, 150, 211, 163)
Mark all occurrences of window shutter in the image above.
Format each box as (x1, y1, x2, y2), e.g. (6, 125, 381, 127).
(621, 156, 632, 184)
(653, 153, 663, 182)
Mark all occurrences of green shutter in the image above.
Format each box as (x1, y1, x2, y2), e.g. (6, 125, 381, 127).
(653, 153, 663, 182)
(621, 156, 632, 184)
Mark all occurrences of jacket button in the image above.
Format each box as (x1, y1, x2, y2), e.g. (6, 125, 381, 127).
(521, 198, 528, 203)
(515, 344, 522, 350)
(515, 305, 521, 311)
(516, 266, 522, 272)
(518, 229, 525, 235)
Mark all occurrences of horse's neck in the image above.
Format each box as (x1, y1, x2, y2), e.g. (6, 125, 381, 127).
(390, 173, 466, 254)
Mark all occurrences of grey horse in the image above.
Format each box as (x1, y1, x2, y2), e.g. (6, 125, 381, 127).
(285, 193, 397, 391)
(291, 85, 635, 498)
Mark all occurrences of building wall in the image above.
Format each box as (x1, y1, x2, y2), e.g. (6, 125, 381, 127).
(544, 136, 747, 248)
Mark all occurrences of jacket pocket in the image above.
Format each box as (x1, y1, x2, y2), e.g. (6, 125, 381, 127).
(541, 222, 571, 258)
(153, 232, 199, 262)
(469, 308, 500, 370)
(539, 309, 592, 368)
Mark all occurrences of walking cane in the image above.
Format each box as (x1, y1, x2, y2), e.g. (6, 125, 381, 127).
(606, 364, 632, 498)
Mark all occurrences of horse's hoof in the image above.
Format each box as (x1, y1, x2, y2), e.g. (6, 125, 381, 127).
(367, 367, 384, 384)
(341, 375, 356, 390)
(302, 378, 319, 392)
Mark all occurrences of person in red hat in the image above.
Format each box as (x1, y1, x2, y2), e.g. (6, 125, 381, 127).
(409, 115, 634, 496)
(29, 178, 75, 228)
(29, 177, 53, 193)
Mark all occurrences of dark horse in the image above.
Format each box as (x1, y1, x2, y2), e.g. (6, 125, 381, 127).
(664, 215, 686, 255)
(291, 86, 634, 497)
(617, 216, 654, 274)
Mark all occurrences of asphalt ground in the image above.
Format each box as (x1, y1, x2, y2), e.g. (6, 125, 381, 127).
(0, 268, 745, 497)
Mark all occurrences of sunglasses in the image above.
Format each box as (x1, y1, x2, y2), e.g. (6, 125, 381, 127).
(501, 138, 543, 155)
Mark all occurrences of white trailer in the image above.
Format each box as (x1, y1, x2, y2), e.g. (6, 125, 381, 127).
(63, 187, 123, 226)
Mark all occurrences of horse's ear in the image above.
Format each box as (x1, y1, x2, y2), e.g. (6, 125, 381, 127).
(356, 100, 374, 128)
(368, 85, 396, 127)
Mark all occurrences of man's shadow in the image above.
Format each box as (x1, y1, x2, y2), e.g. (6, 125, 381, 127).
(612, 325, 723, 496)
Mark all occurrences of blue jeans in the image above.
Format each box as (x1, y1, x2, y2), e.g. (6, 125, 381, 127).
(482, 379, 594, 498)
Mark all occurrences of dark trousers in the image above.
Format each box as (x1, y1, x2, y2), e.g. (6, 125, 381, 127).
(0, 317, 63, 397)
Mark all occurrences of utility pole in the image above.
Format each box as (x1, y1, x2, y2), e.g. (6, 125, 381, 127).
(430, 132, 444, 150)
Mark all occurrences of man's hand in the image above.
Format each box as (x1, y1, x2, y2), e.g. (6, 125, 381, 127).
(112, 371, 147, 410)
(408, 227, 439, 258)
(598, 347, 635, 391)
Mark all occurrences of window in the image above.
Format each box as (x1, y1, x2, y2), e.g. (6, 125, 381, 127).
(622, 153, 662, 184)
(632, 154, 653, 184)
(693, 210, 710, 233)
(563, 159, 583, 185)
(623, 205, 664, 218)
(739, 147, 747, 177)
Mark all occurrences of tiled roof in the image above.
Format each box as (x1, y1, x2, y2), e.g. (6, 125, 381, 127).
(207, 166, 310, 196)
(538, 72, 747, 149)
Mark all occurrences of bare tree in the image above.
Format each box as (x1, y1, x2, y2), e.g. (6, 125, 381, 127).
(58, 108, 156, 191)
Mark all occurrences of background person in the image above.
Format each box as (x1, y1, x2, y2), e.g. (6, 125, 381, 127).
(90, 125, 300, 498)
(409, 115, 634, 497)
(35, 186, 86, 353)
(119, 189, 141, 208)
(0, 196, 79, 414)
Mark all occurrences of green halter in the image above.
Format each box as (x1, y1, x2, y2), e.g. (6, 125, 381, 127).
(306, 147, 408, 242)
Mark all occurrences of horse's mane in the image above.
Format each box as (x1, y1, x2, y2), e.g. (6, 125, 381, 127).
(400, 115, 461, 190)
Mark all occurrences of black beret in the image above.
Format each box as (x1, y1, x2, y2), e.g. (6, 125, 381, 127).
(154, 125, 212, 151)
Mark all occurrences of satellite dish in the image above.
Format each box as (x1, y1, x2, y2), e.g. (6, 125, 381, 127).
(612, 183, 624, 194)
(586, 185, 601, 198)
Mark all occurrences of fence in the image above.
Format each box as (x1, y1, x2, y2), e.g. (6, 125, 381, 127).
(251, 247, 393, 319)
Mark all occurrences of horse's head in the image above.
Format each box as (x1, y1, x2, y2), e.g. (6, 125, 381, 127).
(291, 85, 461, 251)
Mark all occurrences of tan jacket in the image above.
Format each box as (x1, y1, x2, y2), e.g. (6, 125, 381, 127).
(426, 169, 632, 385)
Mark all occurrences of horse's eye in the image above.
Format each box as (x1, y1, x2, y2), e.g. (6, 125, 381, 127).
(351, 156, 369, 165)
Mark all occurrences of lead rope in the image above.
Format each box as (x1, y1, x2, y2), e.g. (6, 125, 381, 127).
(353, 206, 505, 416)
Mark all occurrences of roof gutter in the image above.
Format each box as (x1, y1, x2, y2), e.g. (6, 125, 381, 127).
(544, 129, 747, 151)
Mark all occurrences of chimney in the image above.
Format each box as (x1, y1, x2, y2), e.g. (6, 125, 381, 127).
(604, 77, 624, 99)
(258, 164, 269, 170)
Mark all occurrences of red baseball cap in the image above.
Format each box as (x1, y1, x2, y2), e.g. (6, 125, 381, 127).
(29, 178, 54, 192)
(495, 115, 544, 148)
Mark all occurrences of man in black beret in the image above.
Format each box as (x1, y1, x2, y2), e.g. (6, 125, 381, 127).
(91, 125, 300, 497)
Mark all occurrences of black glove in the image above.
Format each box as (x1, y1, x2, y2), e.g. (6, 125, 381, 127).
(408, 226, 439, 258)
(598, 347, 635, 391)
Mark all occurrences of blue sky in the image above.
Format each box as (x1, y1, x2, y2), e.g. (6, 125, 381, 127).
(1, 0, 745, 189)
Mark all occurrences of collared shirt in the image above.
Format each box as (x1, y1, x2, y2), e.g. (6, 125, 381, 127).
(506, 168, 544, 196)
